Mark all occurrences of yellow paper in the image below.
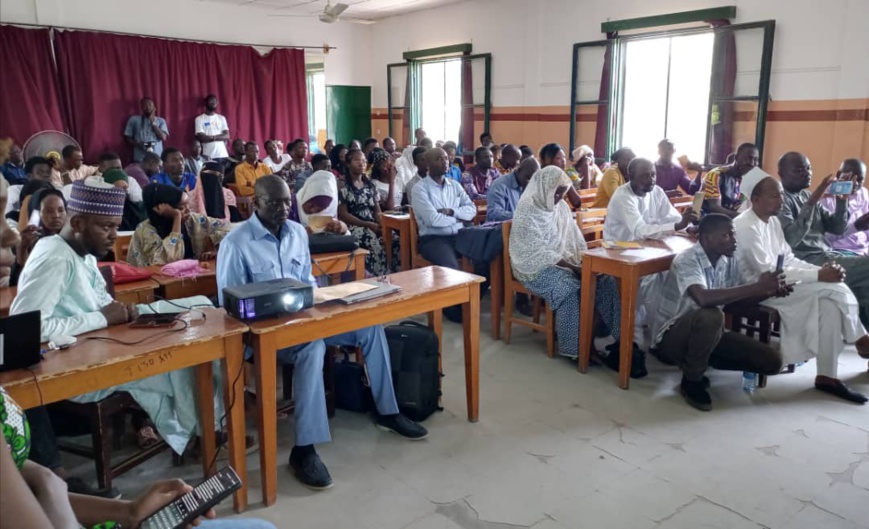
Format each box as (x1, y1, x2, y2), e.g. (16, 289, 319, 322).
(602, 241, 642, 250)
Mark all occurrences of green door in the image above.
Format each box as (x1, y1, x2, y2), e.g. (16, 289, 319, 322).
(326, 85, 372, 145)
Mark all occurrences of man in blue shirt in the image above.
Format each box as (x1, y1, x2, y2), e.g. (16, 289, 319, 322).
(486, 157, 539, 222)
(150, 148, 197, 193)
(1, 143, 26, 185)
(217, 175, 427, 490)
(442, 141, 463, 183)
(124, 97, 169, 163)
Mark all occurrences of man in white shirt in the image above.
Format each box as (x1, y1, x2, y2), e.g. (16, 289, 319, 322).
(603, 157, 695, 348)
(734, 176, 869, 403)
(194, 94, 230, 159)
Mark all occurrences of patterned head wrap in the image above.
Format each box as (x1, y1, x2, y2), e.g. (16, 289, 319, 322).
(67, 180, 125, 217)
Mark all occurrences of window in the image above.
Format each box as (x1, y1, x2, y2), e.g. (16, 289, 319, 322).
(306, 66, 327, 153)
(387, 46, 490, 153)
(570, 20, 775, 165)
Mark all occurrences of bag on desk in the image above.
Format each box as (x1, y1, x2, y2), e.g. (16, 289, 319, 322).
(334, 348, 373, 413)
(308, 232, 358, 254)
(385, 321, 442, 421)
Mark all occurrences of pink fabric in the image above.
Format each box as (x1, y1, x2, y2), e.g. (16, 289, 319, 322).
(160, 259, 209, 278)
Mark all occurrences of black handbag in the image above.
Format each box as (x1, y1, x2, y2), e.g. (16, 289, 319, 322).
(308, 232, 358, 254)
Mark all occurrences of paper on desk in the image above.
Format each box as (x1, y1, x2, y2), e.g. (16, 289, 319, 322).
(602, 241, 642, 249)
(621, 248, 670, 258)
(314, 282, 379, 304)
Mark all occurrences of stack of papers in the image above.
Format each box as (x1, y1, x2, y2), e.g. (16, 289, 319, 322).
(314, 282, 378, 304)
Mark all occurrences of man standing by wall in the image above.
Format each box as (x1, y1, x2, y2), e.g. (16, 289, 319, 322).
(124, 97, 168, 163)
(195, 94, 230, 160)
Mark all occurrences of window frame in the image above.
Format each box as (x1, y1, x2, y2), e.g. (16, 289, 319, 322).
(569, 19, 775, 165)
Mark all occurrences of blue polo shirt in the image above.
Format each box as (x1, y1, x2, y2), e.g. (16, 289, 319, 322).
(150, 172, 197, 192)
(486, 172, 523, 222)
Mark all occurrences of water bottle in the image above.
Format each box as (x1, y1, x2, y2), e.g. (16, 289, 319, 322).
(742, 372, 757, 393)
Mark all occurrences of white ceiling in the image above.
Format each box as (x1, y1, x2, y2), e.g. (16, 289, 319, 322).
(198, 0, 469, 21)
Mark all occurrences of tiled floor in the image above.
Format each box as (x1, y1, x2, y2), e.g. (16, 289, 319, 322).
(73, 310, 869, 529)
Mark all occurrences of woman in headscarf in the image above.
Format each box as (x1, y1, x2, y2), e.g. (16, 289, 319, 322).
(10, 188, 66, 286)
(566, 145, 604, 190)
(191, 161, 238, 221)
(127, 183, 230, 267)
(510, 166, 622, 359)
(338, 149, 393, 275)
(329, 143, 349, 179)
(368, 148, 403, 211)
(296, 170, 348, 234)
(394, 145, 418, 187)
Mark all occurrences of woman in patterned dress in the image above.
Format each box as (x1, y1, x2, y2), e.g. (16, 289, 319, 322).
(337, 149, 393, 276)
(509, 165, 622, 359)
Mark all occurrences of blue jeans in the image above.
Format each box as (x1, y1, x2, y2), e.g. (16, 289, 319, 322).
(247, 326, 399, 446)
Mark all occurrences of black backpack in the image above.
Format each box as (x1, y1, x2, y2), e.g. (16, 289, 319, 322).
(385, 321, 443, 421)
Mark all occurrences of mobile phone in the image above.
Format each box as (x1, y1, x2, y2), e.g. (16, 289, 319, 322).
(829, 180, 853, 196)
(140, 467, 242, 529)
(129, 313, 179, 328)
(775, 254, 784, 273)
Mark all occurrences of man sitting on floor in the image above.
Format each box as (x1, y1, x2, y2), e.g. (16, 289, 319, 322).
(461, 146, 499, 198)
(734, 176, 869, 403)
(486, 157, 539, 222)
(778, 151, 869, 325)
(652, 214, 786, 411)
(217, 175, 427, 490)
(10, 180, 216, 490)
(700, 143, 759, 218)
(822, 158, 869, 256)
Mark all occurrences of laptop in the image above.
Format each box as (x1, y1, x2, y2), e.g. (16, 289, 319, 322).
(0, 311, 42, 372)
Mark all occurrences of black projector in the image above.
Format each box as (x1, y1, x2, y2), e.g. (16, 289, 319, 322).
(223, 278, 314, 320)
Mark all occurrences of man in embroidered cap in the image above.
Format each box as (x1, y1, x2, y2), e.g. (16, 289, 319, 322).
(11, 180, 218, 489)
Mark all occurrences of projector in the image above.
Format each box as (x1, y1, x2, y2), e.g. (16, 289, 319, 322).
(223, 278, 314, 321)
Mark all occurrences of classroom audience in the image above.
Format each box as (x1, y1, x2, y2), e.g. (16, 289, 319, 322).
(592, 147, 635, 208)
(510, 166, 622, 359)
(383, 136, 399, 158)
(486, 157, 539, 222)
(124, 97, 168, 163)
(10, 188, 66, 286)
(494, 144, 521, 176)
(402, 146, 429, 205)
(194, 94, 230, 159)
(96, 168, 147, 231)
(127, 183, 229, 267)
(442, 141, 464, 180)
(329, 143, 349, 179)
(462, 146, 499, 198)
(701, 142, 760, 217)
(51, 145, 99, 187)
(192, 160, 238, 220)
(1, 143, 26, 185)
(183, 139, 208, 177)
(216, 175, 427, 489)
(734, 176, 869, 403)
(822, 158, 869, 255)
(125, 151, 161, 188)
(264, 139, 291, 174)
(295, 170, 347, 234)
(233, 142, 272, 197)
(369, 148, 402, 211)
(778, 151, 869, 325)
(652, 214, 786, 411)
(655, 139, 702, 196)
(338, 149, 392, 275)
(150, 147, 197, 193)
(281, 139, 313, 188)
(566, 145, 603, 190)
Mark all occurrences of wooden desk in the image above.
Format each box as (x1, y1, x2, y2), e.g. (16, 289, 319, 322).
(246, 266, 484, 506)
(0, 286, 15, 317)
(310, 249, 370, 280)
(111, 232, 134, 263)
(578, 235, 696, 389)
(0, 308, 250, 511)
(113, 279, 160, 305)
(382, 213, 411, 271)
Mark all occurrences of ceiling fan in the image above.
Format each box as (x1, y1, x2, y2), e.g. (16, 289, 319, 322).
(270, 1, 376, 25)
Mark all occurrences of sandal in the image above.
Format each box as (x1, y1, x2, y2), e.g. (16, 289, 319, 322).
(135, 425, 161, 450)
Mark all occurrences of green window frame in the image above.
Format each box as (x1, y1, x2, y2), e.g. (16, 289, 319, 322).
(570, 16, 775, 165)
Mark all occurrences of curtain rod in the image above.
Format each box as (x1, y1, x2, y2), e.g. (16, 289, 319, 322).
(0, 21, 334, 50)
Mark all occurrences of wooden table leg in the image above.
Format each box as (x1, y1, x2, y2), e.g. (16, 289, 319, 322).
(253, 333, 278, 506)
(399, 224, 411, 271)
(382, 219, 394, 271)
(578, 264, 597, 372)
(196, 361, 217, 478)
(490, 255, 503, 341)
(618, 271, 639, 389)
(428, 309, 444, 402)
(354, 252, 366, 280)
(462, 282, 481, 422)
(223, 335, 248, 512)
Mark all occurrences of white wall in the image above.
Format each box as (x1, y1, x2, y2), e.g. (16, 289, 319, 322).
(0, 0, 372, 86)
(366, 0, 869, 108)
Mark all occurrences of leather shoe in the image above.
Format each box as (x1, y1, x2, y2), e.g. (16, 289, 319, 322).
(289, 447, 333, 490)
(815, 380, 868, 404)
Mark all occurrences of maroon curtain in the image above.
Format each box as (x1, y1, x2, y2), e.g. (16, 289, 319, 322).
(53, 30, 307, 162)
(0, 26, 66, 145)
(593, 37, 615, 159)
(459, 55, 474, 156)
(708, 20, 736, 164)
